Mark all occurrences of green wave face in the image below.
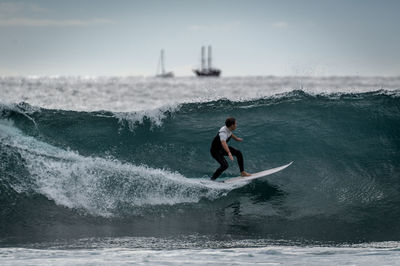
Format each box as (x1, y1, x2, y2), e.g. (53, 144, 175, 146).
(1, 90, 400, 244)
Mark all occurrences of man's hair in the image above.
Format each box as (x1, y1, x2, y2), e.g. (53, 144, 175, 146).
(225, 117, 236, 127)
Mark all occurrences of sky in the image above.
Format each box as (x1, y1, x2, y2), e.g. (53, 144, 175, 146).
(0, 0, 399, 77)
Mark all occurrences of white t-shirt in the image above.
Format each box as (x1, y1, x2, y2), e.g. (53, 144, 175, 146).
(218, 126, 232, 141)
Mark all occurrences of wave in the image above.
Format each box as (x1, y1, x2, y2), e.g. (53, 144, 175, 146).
(1, 76, 400, 113)
(0, 119, 237, 218)
(1, 89, 400, 243)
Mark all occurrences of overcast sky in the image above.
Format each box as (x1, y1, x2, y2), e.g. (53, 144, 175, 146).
(0, 0, 399, 76)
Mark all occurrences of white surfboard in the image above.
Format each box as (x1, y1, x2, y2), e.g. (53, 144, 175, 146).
(223, 161, 293, 183)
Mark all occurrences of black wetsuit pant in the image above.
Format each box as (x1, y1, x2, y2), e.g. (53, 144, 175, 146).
(210, 146, 244, 180)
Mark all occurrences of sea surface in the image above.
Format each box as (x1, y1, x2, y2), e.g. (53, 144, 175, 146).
(1, 76, 400, 265)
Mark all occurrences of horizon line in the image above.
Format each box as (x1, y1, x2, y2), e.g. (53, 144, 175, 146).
(1, 74, 400, 79)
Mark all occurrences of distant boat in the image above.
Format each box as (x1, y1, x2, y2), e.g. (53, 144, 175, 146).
(193, 46, 221, 77)
(156, 49, 174, 78)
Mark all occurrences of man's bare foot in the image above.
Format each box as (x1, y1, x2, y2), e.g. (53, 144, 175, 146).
(241, 171, 251, 177)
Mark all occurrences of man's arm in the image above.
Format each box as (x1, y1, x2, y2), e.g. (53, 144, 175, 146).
(221, 140, 234, 161)
(231, 134, 243, 142)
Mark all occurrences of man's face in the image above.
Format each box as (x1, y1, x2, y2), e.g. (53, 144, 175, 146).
(230, 122, 237, 130)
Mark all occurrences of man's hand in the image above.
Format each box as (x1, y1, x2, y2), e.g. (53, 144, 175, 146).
(228, 152, 234, 161)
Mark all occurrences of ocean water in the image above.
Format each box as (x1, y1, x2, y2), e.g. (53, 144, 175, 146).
(1, 76, 400, 265)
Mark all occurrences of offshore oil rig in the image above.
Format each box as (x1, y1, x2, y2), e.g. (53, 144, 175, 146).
(193, 46, 221, 77)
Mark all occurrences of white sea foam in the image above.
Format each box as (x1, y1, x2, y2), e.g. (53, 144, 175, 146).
(112, 103, 181, 130)
(1, 76, 399, 113)
(1, 242, 400, 265)
(1, 76, 399, 130)
(0, 119, 235, 217)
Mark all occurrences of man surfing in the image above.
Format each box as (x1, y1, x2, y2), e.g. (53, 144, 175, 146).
(210, 117, 251, 180)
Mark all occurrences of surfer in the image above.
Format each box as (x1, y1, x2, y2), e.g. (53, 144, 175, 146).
(210, 117, 251, 180)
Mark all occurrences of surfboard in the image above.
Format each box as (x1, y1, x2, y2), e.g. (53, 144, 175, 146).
(223, 161, 293, 183)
